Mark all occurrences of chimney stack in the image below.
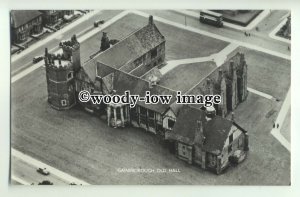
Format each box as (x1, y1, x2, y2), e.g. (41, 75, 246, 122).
(149, 15, 153, 25)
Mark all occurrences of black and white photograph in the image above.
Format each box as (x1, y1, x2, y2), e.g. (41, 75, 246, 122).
(1, 0, 300, 196)
(9, 8, 291, 185)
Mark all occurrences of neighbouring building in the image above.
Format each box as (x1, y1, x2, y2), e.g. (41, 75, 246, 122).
(10, 10, 43, 44)
(39, 10, 74, 26)
(44, 15, 249, 174)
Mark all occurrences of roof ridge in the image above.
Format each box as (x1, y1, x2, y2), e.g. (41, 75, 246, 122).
(89, 23, 150, 62)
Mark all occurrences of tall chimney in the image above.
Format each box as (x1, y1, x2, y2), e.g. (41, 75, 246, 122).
(231, 112, 235, 122)
(149, 15, 153, 25)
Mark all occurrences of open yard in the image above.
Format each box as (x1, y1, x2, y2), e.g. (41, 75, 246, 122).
(159, 61, 217, 92)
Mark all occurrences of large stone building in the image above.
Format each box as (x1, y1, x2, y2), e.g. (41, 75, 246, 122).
(44, 15, 249, 174)
(10, 10, 43, 44)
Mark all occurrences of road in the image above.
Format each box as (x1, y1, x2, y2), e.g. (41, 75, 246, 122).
(11, 10, 122, 74)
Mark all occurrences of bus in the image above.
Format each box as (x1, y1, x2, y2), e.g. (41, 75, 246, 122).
(199, 10, 224, 27)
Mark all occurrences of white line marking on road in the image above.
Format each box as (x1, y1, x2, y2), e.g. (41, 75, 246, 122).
(247, 87, 274, 100)
(131, 10, 290, 60)
(11, 10, 102, 63)
(271, 87, 291, 152)
(12, 148, 90, 185)
(11, 61, 44, 83)
(11, 11, 130, 84)
(11, 175, 31, 185)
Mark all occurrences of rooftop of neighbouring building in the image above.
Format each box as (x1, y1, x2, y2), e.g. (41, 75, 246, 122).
(11, 10, 42, 28)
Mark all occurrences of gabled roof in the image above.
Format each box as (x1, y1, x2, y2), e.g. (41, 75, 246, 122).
(92, 18, 165, 70)
(166, 105, 207, 144)
(11, 10, 42, 28)
(166, 105, 241, 155)
(96, 62, 116, 78)
(203, 116, 233, 154)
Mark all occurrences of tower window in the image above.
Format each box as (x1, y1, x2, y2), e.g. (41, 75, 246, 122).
(67, 72, 73, 79)
(61, 99, 67, 106)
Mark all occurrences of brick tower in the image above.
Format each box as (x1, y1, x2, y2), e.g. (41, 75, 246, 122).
(44, 47, 76, 110)
(60, 34, 81, 72)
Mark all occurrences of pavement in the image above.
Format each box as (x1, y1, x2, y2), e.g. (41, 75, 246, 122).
(11, 148, 89, 185)
(271, 87, 291, 152)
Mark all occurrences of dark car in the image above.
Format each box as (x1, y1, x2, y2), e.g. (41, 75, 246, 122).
(94, 20, 105, 27)
(38, 180, 53, 185)
(37, 167, 50, 175)
(33, 56, 44, 64)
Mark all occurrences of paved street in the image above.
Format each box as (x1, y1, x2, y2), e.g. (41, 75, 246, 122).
(10, 10, 291, 185)
(11, 10, 122, 74)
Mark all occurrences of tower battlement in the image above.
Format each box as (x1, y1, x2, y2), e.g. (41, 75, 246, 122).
(44, 47, 76, 110)
(58, 34, 81, 71)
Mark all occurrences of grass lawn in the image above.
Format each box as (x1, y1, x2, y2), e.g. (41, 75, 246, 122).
(159, 61, 217, 92)
(80, 13, 229, 64)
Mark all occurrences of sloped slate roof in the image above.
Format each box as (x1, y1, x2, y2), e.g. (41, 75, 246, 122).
(166, 105, 206, 144)
(112, 70, 177, 114)
(11, 10, 42, 28)
(96, 62, 116, 78)
(167, 105, 235, 154)
(82, 60, 97, 82)
(93, 20, 165, 70)
(203, 116, 233, 153)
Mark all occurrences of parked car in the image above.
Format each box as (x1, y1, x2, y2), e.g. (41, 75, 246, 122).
(38, 180, 53, 185)
(37, 167, 50, 175)
(94, 20, 105, 27)
(32, 56, 44, 64)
